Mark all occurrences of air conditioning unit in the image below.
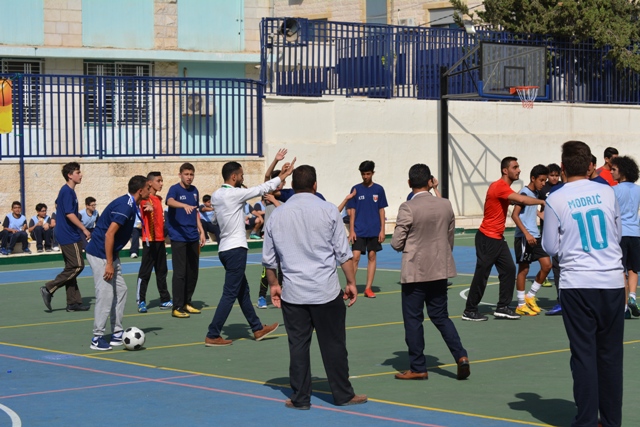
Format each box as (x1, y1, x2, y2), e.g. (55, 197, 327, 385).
(182, 92, 214, 116)
(398, 18, 416, 27)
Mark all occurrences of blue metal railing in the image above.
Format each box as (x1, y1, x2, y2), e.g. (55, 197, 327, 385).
(260, 17, 640, 105)
(0, 74, 263, 159)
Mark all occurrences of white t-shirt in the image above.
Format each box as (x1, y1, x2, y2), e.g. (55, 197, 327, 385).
(542, 179, 624, 289)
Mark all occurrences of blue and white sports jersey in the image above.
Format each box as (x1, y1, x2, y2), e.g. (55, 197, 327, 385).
(514, 187, 541, 238)
(542, 179, 623, 290)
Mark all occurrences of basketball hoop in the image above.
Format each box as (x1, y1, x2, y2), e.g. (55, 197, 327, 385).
(510, 86, 539, 109)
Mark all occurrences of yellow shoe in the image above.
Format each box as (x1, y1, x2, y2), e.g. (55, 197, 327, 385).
(516, 304, 538, 316)
(541, 278, 552, 287)
(172, 308, 190, 318)
(525, 295, 542, 313)
(184, 304, 201, 314)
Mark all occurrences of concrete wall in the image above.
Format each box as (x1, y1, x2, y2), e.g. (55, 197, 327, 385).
(261, 96, 640, 228)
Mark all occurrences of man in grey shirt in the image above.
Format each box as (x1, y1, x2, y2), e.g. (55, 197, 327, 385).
(262, 165, 367, 410)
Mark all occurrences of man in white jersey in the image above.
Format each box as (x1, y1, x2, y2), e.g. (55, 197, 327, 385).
(542, 140, 624, 427)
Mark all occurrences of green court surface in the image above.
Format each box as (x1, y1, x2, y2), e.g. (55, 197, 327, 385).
(0, 231, 638, 426)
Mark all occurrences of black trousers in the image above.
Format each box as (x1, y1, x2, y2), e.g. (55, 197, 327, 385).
(45, 241, 84, 305)
(170, 240, 199, 309)
(281, 292, 355, 407)
(136, 241, 171, 304)
(465, 230, 516, 312)
(402, 280, 467, 372)
(129, 227, 141, 256)
(31, 226, 53, 250)
(202, 221, 221, 243)
(561, 288, 624, 427)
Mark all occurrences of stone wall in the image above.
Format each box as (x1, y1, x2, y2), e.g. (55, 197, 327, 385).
(44, 0, 82, 47)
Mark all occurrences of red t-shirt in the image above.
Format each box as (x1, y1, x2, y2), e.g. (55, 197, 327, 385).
(479, 179, 515, 239)
(141, 194, 165, 242)
(596, 167, 617, 186)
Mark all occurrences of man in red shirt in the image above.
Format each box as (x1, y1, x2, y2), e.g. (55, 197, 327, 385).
(462, 157, 545, 321)
(136, 171, 172, 313)
(595, 147, 619, 187)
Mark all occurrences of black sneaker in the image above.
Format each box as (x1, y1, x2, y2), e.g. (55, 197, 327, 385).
(461, 310, 488, 321)
(66, 304, 90, 312)
(494, 306, 521, 320)
(40, 286, 52, 311)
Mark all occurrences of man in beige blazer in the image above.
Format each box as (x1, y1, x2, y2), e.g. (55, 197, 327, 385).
(391, 163, 469, 381)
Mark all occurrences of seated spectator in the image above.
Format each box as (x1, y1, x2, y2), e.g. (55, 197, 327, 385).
(28, 203, 54, 253)
(244, 201, 264, 240)
(199, 194, 221, 243)
(79, 197, 99, 235)
(1, 201, 30, 255)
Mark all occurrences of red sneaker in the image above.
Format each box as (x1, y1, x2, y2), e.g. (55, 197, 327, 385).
(364, 289, 376, 298)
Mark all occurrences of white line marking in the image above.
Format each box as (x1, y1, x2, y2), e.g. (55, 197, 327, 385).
(0, 403, 22, 427)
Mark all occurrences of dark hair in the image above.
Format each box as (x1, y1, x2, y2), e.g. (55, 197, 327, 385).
(36, 203, 47, 212)
(203, 194, 211, 203)
(500, 156, 518, 173)
(561, 140, 591, 178)
(292, 165, 316, 193)
(128, 175, 148, 194)
(85, 196, 96, 206)
(358, 160, 375, 173)
(147, 171, 162, 181)
(222, 161, 242, 181)
(547, 163, 561, 174)
(179, 163, 195, 173)
(61, 162, 80, 181)
(611, 155, 640, 183)
(591, 155, 597, 165)
(604, 147, 619, 160)
(11, 201, 21, 208)
(530, 164, 549, 179)
(270, 170, 280, 179)
(408, 164, 431, 189)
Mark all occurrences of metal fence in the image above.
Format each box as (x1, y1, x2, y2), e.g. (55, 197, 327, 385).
(0, 74, 263, 159)
(260, 17, 640, 104)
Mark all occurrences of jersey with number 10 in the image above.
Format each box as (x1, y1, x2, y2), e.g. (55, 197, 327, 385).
(542, 179, 623, 290)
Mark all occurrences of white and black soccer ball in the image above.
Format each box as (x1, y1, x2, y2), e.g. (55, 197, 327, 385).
(123, 327, 146, 350)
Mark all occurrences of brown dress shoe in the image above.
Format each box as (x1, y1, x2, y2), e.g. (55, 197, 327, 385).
(205, 336, 232, 347)
(338, 394, 368, 406)
(254, 323, 279, 341)
(395, 370, 429, 380)
(284, 399, 310, 410)
(457, 356, 470, 380)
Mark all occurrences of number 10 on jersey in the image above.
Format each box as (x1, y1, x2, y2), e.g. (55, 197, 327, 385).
(571, 209, 608, 252)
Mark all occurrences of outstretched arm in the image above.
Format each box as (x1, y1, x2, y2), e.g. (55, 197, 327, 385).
(337, 188, 357, 212)
(264, 149, 287, 182)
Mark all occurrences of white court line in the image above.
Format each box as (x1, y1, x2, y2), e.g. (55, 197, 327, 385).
(0, 403, 21, 427)
(459, 283, 498, 306)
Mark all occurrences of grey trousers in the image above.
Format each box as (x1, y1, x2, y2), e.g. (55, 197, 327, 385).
(87, 253, 127, 337)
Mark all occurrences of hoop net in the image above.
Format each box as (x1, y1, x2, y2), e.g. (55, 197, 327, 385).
(509, 86, 539, 109)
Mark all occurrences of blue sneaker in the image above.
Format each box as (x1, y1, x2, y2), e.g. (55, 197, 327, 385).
(90, 336, 112, 351)
(0, 248, 6, 256)
(22, 247, 32, 254)
(159, 300, 173, 310)
(138, 301, 148, 313)
(628, 297, 640, 317)
(257, 296, 267, 309)
(110, 331, 123, 346)
(545, 304, 562, 316)
(625, 309, 632, 320)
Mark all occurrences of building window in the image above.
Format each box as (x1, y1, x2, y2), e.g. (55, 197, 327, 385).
(84, 61, 152, 125)
(428, 8, 459, 29)
(366, 0, 388, 25)
(1, 59, 43, 126)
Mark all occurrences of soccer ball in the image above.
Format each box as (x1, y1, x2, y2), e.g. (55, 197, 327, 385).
(123, 327, 145, 350)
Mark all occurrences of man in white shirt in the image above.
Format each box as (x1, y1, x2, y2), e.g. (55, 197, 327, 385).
(204, 156, 295, 346)
(542, 140, 624, 427)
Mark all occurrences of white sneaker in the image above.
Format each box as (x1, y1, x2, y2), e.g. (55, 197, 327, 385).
(130, 253, 138, 258)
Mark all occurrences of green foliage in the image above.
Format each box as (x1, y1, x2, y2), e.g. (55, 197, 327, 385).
(451, 0, 640, 72)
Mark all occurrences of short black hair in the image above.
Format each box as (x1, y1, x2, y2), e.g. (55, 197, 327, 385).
(604, 147, 619, 160)
(611, 155, 640, 183)
(292, 165, 316, 193)
(85, 196, 96, 206)
(147, 171, 162, 181)
(408, 164, 431, 189)
(358, 160, 375, 173)
(591, 155, 597, 165)
(35, 203, 47, 212)
(179, 163, 195, 173)
(222, 161, 242, 181)
(203, 194, 211, 203)
(561, 141, 591, 178)
(270, 170, 280, 179)
(530, 164, 549, 179)
(11, 201, 21, 208)
(547, 163, 561, 174)
(128, 175, 148, 194)
(500, 156, 518, 173)
(61, 162, 80, 181)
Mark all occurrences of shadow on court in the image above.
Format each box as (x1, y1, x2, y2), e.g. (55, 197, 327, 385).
(508, 392, 576, 426)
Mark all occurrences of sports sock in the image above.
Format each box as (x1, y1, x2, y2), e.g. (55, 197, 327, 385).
(527, 281, 542, 298)
(517, 290, 525, 306)
(630, 292, 637, 300)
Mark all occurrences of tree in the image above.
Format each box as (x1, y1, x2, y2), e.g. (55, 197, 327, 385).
(451, 0, 640, 72)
